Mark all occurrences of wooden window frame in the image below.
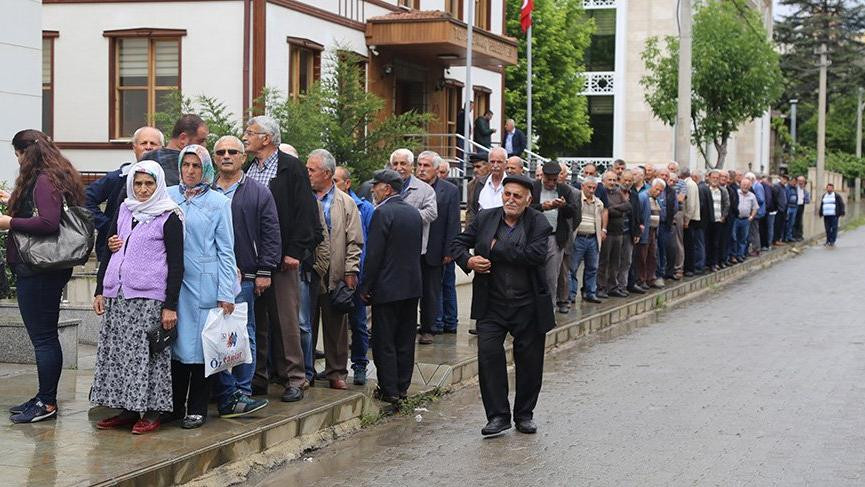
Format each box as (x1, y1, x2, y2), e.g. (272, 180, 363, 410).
(398, 0, 420, 8)
(42, 31, 59, 138)
(105, 28, 186, 140)
(474, 0, 491, 31)
(473, 85, 491, 118)
(287, 37, 323, 100)
(446, 0, 464, 21)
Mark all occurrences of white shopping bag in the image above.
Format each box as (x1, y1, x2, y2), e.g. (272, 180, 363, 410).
(201, 302, 252, 377)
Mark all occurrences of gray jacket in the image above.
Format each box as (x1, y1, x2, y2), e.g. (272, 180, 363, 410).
(401, 175, 438, 254)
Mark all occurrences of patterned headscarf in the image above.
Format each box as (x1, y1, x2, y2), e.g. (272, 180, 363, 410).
(178, 144, 215, 199)
(123, 160, 181, 224)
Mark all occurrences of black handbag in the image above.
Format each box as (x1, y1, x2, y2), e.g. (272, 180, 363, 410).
(146, 322, 177, 355)
(11, 199, 95, 270)
(327, 281, 356, 314)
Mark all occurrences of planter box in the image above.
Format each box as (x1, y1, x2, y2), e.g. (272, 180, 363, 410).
(0, 319, 79, 368)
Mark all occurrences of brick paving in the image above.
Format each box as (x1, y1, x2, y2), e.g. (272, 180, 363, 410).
(258, 226, 865, 487)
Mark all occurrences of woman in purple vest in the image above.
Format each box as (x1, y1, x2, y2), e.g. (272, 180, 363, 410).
(90, 160, 184, 434)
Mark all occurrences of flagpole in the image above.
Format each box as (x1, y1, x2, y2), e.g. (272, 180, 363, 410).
(463, 2, 474, 173)
(527, 23, 533, 168)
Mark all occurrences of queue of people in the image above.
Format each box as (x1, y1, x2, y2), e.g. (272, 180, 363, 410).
(4, 122, 843, 437)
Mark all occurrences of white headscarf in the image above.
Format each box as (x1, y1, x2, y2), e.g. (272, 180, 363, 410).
(124, 160, 181, 223)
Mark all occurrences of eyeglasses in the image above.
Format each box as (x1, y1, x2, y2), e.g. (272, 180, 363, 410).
(243, 130, 268, 137)
(215, 149, 243, 156)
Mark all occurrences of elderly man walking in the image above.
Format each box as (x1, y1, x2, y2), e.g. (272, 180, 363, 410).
(819, 183, 845, 246)
(306, 149, 364, 389)
(388, 149, 437, 254)
(531, 161, 580, 313)
(468, 147, 508, 220)
(415, 151, 461, 344)
(243, 116, 320, 403)
(359, 170, 423, 405)
(452, 174, 553, 436)
(212, 135, 281, 417)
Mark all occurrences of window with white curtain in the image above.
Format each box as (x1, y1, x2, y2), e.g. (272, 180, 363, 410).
(114, 37, 180, 138)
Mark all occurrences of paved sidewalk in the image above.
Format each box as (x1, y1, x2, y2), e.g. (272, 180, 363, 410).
(0, 203, 855, 486)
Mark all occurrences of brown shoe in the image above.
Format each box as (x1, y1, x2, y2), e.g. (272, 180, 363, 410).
(418, 333, 434, 345)
(329, 379, 348, 390)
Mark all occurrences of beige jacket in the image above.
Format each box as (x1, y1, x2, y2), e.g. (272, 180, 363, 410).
(579, 191, 606, 247)
(321, 187, 364, 292)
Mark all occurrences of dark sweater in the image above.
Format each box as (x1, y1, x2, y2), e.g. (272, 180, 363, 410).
(94, 212, 183, 310)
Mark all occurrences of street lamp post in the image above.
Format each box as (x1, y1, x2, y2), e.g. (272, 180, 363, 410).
(855, 87, 862, 201)
(789, 98, 798, 150)
(816, 43, 828, 212)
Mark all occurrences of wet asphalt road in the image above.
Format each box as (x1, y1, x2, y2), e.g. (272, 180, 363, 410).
(257, 227, 865, 486)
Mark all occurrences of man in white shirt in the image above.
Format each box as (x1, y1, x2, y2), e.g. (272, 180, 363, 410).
(468, 147, 507, 220)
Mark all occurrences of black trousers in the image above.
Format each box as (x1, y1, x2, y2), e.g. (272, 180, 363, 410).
(720, 218, 733, 262)
(758, 215, 769, 249)
(683, 226, 696, 273)
(706, 221, 724, 267)
(171, 361, 212, 417)
(794, 204, 805, 239)
(477, 302, 545, 422)
(371, 298, 419, 397)
(419, 259, 443, 334)
(774, 211, 786, 244)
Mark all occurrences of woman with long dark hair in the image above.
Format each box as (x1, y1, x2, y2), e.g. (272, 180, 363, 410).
(1, 129, 85, 423)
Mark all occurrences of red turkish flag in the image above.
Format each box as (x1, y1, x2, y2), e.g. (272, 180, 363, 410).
(520, 0, 534, 33)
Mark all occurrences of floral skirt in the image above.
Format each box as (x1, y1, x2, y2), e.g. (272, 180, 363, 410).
(90, 292, 173, 412)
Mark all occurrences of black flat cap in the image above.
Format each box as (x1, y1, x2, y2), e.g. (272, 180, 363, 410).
(542, 161, 562, 175)
(372, 169, 404, 193)
(502, 174, 534, 191)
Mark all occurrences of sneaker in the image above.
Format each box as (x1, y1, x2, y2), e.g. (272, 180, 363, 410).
(353, 368, 367, 386)
(9, 397, 36, 415)
(10, 400, 56, 424)
(219, 392, 268, 418)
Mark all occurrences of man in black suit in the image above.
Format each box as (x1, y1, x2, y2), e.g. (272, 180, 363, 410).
(358, 169, 423, 404)
(415, 151, 461, 344)
(451, 174, 554, 437)
(503, 119, 527, 158)
(531, 161, 581, 314)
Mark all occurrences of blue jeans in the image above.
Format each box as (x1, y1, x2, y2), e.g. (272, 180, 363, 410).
(349, 292, 369, 371)
(733, 218, 751, 258)
(824, 215, 839, 243)
(766, 212, 775, 246)
(298, 272, 316, 382)
(434, 261, 458, 332)
(16, 268, 72, 405)
(573, 234, 599, 296)
(785, 207, 798, 241)
(215, 280, 256, 405)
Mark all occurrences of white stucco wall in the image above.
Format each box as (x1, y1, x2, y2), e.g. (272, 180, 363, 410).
(447, 66, 504, 138)
(1, 0, 42, 185)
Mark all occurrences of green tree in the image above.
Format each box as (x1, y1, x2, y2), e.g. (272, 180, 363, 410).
(504, 0, 593, 157)
(154, 91, 242, 147)
(774, 1, 865, 114)
(264, 49, 431, 181)
(640, 0, 784, 168)
(798, 93, 864, 155)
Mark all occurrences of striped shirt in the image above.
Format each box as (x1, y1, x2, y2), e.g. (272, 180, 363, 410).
(710, 187, 723, 222)
(822, 193, 837, 216)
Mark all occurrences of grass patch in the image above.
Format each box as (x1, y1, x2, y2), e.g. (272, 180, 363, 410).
(359, 387, 449, 429)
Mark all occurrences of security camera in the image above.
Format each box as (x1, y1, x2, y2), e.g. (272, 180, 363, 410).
(369, 45, 380, 56)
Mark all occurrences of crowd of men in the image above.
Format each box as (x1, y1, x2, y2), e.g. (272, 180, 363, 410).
(85, 114, 843, 434)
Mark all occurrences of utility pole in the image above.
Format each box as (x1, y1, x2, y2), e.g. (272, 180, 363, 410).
(463, 2, 475, 175)
(816, 43, 828, 210)
(789, 98, 798, 149)
(855, 87, 862, 201)
(674, 0, 693, 170)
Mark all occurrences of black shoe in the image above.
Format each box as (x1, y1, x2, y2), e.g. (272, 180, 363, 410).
(596, 291, 609, 299)
(281, 386, 304, 402)
(372, 387, 400, 405)
(443, 328, 458, 334)
(9, 397, 36, 415)
(627, 286, 645, 294)
(481, 416, 512, 436)
(468, 328, 478, 335)
(556, 304, 570, 314)
(684, 271, 694, 277)
(181, 414, 206, 429)
(314, 370, 327, 381)
(314, 349, 325, 360)
(514, 418, 537, 434)
(610, 290, 628, 298)
(353, 368, 367, 386)
(584, 295, 602, 304)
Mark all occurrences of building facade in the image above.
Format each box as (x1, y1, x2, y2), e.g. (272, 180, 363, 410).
(567, 0, 774, 174)
(41, 0, 515, 173)
(1, 0, 43, 184)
